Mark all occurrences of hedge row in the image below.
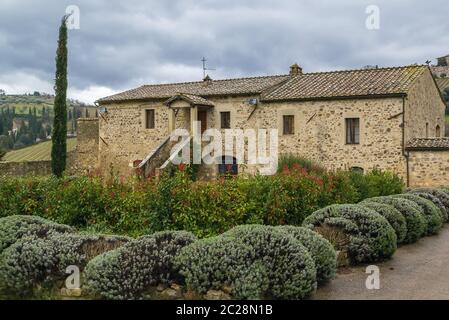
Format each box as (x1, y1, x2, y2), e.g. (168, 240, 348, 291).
(2, 187, 448, 300)
(0, 215, 129, 298)
(304, 188, 449, 265)
(0, 166, 404, 238)
(0, 215, 336, 300)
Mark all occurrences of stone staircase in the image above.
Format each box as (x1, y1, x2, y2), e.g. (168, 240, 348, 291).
(136, 136, 192, 179)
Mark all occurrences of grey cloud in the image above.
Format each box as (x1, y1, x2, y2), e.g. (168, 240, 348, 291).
(1, 0, 448, 103)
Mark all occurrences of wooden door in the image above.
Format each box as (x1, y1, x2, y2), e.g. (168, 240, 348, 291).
(197, 110, 207, 134)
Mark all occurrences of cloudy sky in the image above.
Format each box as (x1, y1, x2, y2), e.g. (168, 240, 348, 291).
(1, 0, 448, 104)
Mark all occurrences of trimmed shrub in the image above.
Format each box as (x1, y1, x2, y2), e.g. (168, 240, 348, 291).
(359, 202, 407, 244)
(392, 194, 442, 235)
(360, 197, 426, 244)
(221, 225, 317, 299)
(411, 192, 448, 222)
(303, 204, 397, 264)
(349, 169, 404, 202)
(408, 188, 449, 221)
(175, 236, 267, 299)
(0, 215, 74, 254)
(84, 231, 197, 300)
(0, 232, 128, 296)
(275, 226, 337, 284)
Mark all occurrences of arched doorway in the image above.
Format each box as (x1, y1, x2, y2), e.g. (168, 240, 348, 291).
(218, 155, 238, 176)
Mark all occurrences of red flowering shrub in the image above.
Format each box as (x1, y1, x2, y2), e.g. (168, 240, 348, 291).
(0, 159, 402, 238)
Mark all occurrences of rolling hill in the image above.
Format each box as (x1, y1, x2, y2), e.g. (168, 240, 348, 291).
(1, 138, 77, 162)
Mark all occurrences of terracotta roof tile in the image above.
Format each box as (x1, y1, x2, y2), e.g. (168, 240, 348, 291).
(261, 65, 428, 101)
(406, 138, 449, 150)
(98, 75, 290, 103)
(98, 65, 429, 104)
(164, 93, 214, 107)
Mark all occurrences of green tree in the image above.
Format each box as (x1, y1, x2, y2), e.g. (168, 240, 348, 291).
(51, 15, 69, 177)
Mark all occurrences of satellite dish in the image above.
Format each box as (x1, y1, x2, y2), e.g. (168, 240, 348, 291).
(249, 98, 258, 106)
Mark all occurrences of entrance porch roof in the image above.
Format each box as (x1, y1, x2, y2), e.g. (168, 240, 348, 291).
(164, 93, 215, 108)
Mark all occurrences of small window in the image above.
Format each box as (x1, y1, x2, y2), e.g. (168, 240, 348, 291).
(145, 109, 155, 129)
(283, 115, 295, 135)
(346, 118, 360, 144)
(436, 125, 441, 137)
(220, 112, 231, 129)
(426, 123, 429, 138)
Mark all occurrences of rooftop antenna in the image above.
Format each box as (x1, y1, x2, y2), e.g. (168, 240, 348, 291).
(201, 57, 216, 79)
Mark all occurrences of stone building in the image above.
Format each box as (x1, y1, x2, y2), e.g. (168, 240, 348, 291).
(431, 54, 449, 78)
(91, 64, 449, 187)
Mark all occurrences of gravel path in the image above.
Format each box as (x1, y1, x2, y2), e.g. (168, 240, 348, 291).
(314, 224, 449, 300)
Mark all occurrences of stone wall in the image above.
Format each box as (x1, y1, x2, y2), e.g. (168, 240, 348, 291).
(257, 97, 407, 178)
(405, 69, 446, 142)
(0, 150, 76, 177)
(0, 117, 101, 178)
(0, 160, 52, 177)
(408, 151, 449, 187)
(71, 118, 99, 175)
(98, 101, 171, 176)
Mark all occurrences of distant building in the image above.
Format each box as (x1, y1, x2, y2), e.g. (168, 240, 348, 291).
(431, 54, 449, 78)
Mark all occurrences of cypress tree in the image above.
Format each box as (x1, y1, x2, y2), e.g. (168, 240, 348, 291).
(51, 15, 69, 177)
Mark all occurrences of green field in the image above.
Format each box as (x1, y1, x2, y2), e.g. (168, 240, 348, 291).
(0, 94, 95, 115)
(2, 138, 77, 162)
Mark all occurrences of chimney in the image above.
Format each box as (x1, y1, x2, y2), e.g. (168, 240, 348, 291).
(289, 63, 302, 76)
(203, 74, 212, 82)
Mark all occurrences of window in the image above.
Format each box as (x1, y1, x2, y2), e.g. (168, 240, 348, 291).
(145, 109, 155, 129)
(220, 112, 231, 129)
(345, 118, 360, 144)
(426, 123, 429, 138)
(436, 125, 441, 137)
(283, 115, 295, 135)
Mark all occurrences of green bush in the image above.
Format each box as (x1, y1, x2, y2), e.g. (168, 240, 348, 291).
(221, 225, 317, 299)
(0, 232, 128, 296)
(175, 236, 266, 299)
(359, 202, 407, 244)
(84, 231, 197, 299)
(275, 226, 337, 283)
(0, 215, 74, 254)
(0, 167, 405, 239)
(411, 192, 448, 222)
(360, 197, 426, 244)
(408, 188, 449, 221)
(303, 204, 397, 263)
(392, 194, 442, 235)
(0, 176, 154, 237)
(349, 169, 404, 202)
